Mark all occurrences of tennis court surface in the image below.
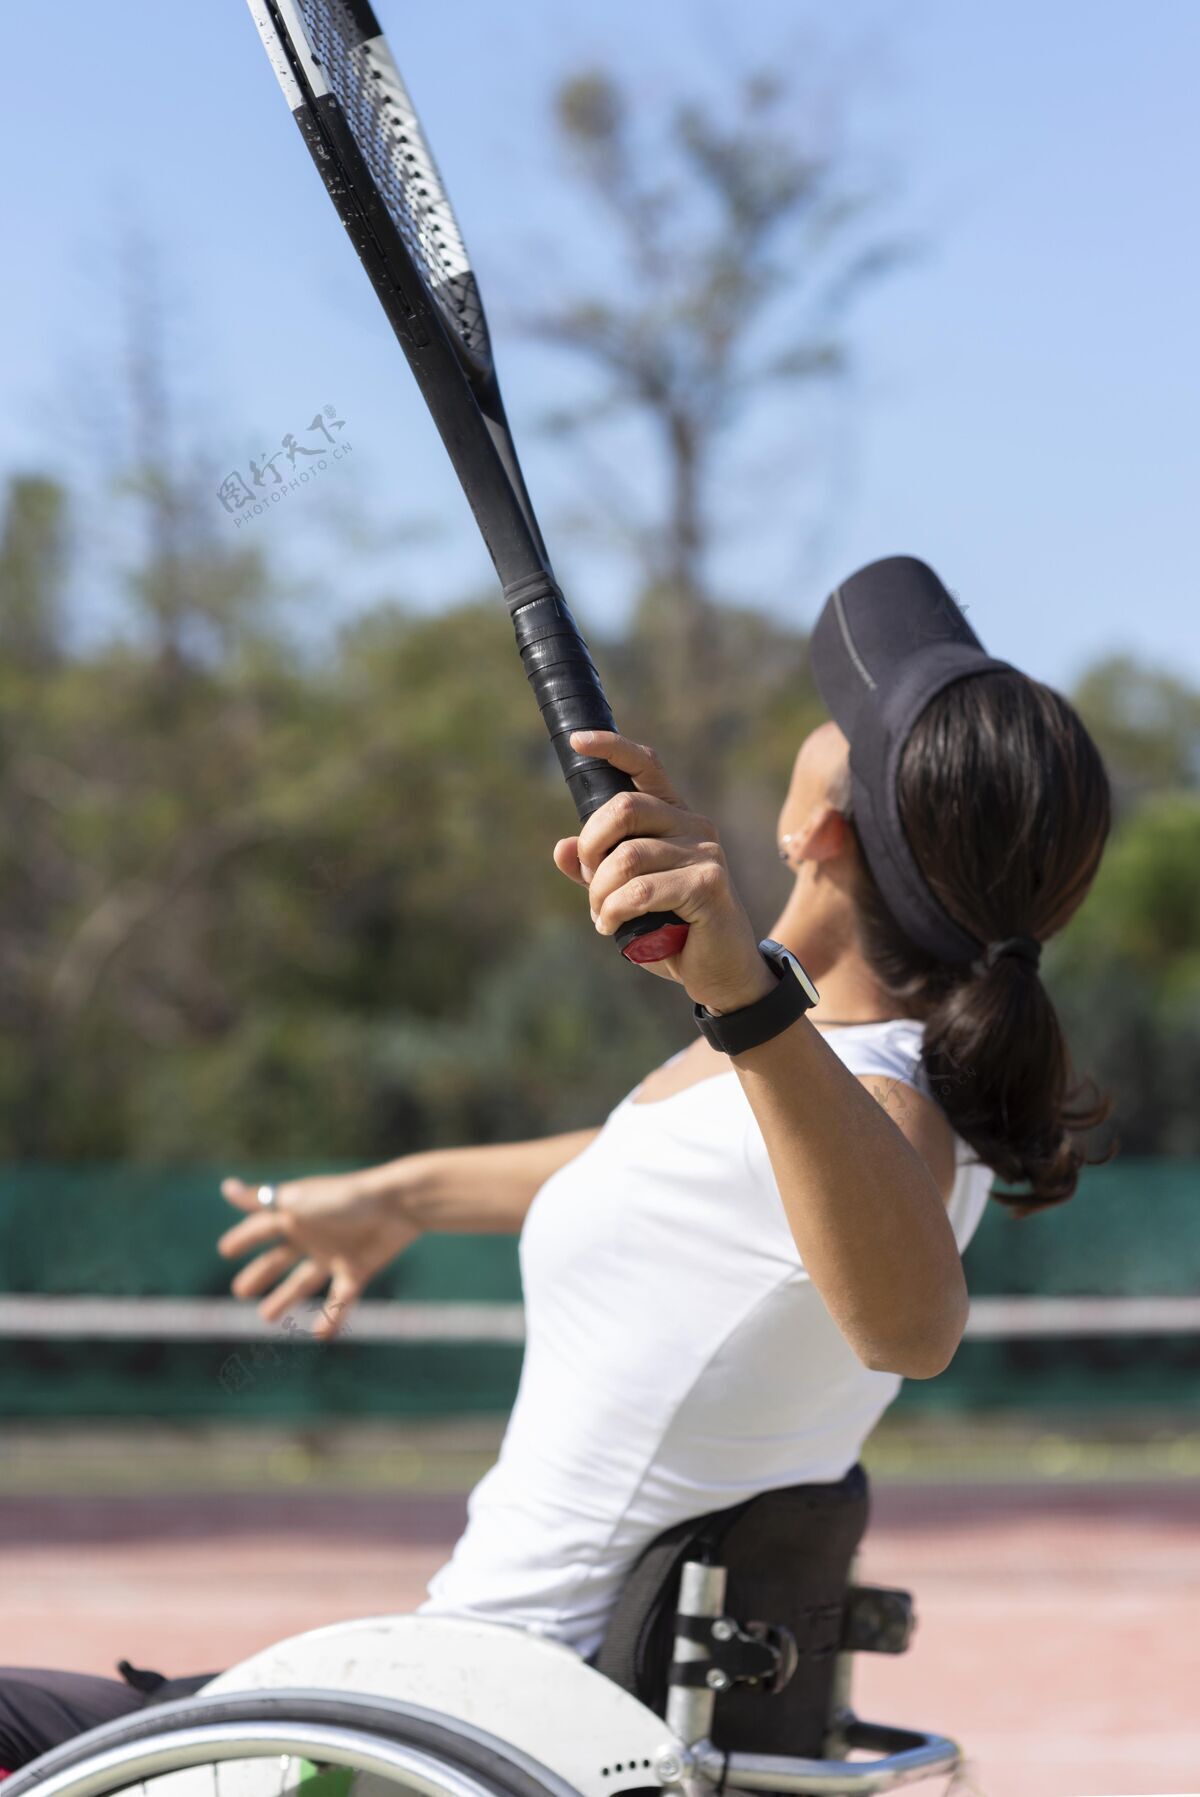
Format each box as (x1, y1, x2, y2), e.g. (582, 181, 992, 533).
(3, 1420, 1198, 1797)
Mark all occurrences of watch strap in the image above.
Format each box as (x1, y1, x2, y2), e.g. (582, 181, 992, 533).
(694, 943, 817, 1056)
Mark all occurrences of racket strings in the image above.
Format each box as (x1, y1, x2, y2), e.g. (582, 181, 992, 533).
(296, 0, 490, 366)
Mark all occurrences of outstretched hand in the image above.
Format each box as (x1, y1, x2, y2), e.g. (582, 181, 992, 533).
(554, 730, 774, 1017)
(217, 1172, 421, 1340)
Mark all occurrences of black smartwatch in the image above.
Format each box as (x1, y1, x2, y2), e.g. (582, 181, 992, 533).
(693, 938, 820, 1056)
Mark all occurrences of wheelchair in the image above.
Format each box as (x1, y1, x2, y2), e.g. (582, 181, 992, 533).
(7, 1465, 959, 1797)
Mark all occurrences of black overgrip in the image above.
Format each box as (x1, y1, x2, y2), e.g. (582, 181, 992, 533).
(505, 573, 689, 964)
(504, 573, 623, 816)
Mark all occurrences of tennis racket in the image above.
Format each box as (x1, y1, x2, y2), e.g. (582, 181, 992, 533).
(243, 0, 688, 965)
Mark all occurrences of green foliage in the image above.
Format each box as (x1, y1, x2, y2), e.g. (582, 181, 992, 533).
(1073, 655, 1200, 803)
(0, 455, 1194, 1166)
(1055, 794, 1200, 998)
(0, 475, 67, 669)
(0, 492, 682, 1162)
(0, 61, 1194, 1173)
(1048, 793, 1200, 1156)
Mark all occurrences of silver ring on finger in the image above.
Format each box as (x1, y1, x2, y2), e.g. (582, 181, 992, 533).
(256, 1183, 278, 1211)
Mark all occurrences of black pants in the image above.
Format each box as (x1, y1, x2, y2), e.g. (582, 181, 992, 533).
(0, 1665, 215, 1774)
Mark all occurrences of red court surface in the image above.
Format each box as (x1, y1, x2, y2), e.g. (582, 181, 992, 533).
(3, 1480, 1197, 1797)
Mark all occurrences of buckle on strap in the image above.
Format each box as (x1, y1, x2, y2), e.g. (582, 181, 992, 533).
(669, 1614, 799, 1695)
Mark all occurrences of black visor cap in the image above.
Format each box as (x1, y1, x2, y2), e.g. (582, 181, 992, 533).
(810, 556, 1017, 965)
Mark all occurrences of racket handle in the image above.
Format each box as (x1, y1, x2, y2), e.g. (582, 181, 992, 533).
(615, 913, 691, 963)
(505, 573, 690, 965)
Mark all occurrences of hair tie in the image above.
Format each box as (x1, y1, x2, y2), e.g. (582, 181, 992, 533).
(972, 935, 1042, 976)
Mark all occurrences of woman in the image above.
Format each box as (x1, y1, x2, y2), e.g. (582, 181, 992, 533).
(216, 554, 1112, 1658)
(0, 556, 1111, 1768)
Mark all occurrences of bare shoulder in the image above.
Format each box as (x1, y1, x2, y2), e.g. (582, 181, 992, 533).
(857, 1075, 958, 1204)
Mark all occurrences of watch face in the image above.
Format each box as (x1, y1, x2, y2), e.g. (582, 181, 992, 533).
(760, 938, 820, 1008)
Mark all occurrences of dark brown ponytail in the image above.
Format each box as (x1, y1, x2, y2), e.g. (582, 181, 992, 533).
(850, 670, 1114, 1211)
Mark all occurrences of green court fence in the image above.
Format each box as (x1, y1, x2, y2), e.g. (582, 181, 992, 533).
(0, 1159, 1196, 1419)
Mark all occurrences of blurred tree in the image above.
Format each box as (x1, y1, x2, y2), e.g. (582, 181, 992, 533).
(117, 233, 273, 678)
(1, 438, 1197, 1165)
(1071, 654, 1200, 805)
(0, 534, 684, 1161)
(1053, 793, 1200, 1005)
(0, 77, 1196, 1176)
(1049, 792, 1200, 1157)
(0, 475, 67, 670)
(0, 233, 290, 1156)
(0, 473, 75, 1152)
(529, 67, 913, 804)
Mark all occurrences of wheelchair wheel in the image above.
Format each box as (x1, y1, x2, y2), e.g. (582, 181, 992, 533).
(0, 1689, 584, 1797)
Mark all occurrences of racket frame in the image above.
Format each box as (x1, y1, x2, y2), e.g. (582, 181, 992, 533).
(246, 0, 688, 961)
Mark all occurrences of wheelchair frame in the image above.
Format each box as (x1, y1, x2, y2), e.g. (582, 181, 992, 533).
(6, 1548, 960, 1797)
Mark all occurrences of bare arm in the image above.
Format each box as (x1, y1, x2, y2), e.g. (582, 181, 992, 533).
(219, 1128, 598, 1336)
(561, 728, 969, 1382)
(366, 1129, 601, 1234)
(730, 1008, 969, 1378)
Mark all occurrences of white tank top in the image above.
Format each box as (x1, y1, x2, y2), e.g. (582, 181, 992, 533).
(419, 1018, 994, 1660)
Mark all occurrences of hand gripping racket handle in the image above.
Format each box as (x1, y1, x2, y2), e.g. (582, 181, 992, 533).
(505, 574, 690, 964)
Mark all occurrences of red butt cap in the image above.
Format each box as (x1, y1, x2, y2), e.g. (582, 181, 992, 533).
(621, 922, 690, 965)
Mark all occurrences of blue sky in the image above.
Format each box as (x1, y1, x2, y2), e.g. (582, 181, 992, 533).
(1, 1, 1197, 692)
